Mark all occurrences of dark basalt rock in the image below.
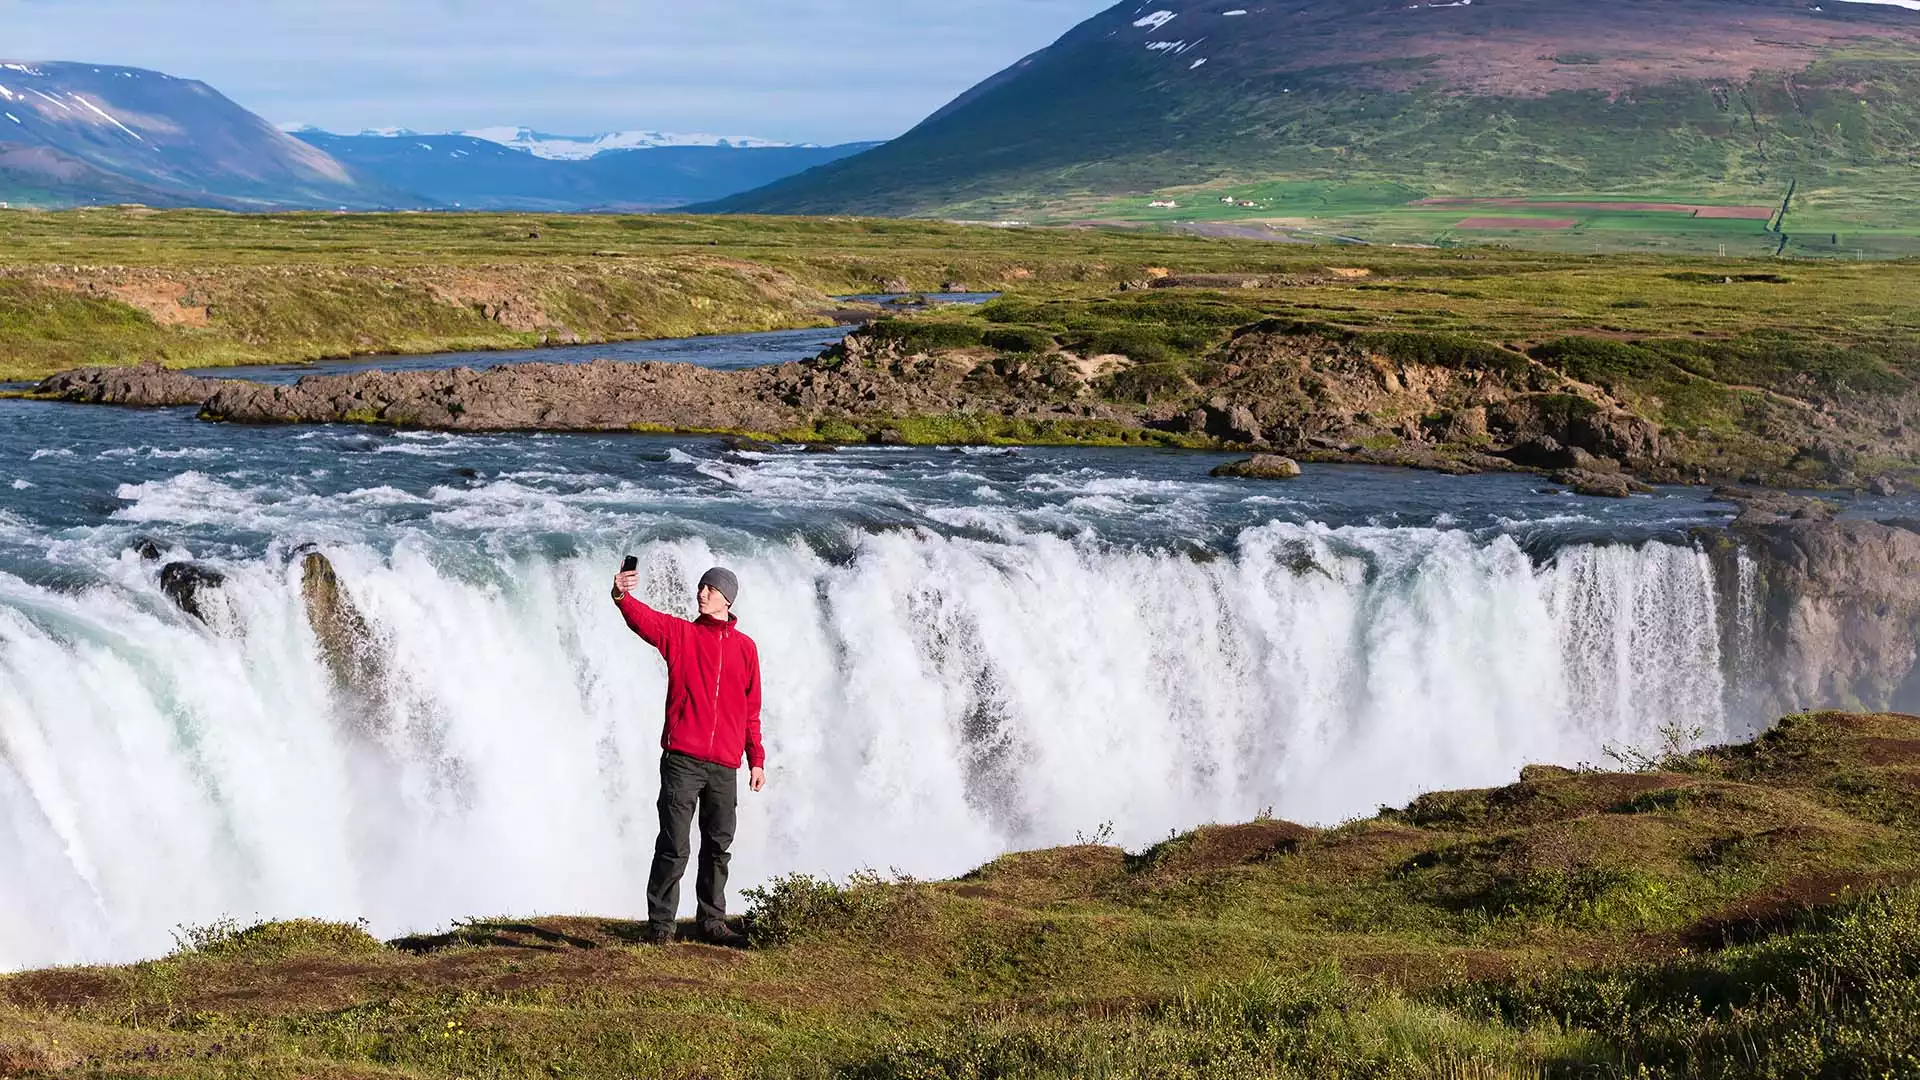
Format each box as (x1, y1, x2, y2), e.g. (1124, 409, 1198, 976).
(299, 551, 389, 730)
(1713, 487, 1837, 526)
(1501, 435, 1592, 471)
(34, 361, 228, 407)
(158, 561, 225, 623)
(1554, 469, 1654, 498)
(719, 435, 782, 454)
(1212, 455, 1302, 480)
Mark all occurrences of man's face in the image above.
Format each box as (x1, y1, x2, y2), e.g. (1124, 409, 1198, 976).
(697, 584, 731, 620)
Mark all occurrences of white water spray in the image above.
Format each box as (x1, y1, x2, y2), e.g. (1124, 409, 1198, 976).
(0, 525, 1734, 969)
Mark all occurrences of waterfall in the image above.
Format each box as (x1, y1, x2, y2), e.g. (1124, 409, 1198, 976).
(0, 525, 1733, 970)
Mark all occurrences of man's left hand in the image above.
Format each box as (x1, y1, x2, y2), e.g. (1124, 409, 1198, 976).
(749, 767, 766, 793)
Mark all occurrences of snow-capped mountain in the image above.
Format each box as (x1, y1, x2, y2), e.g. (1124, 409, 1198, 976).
(459, 127, 805, 160)
(290, 129, 878, 211)
(278, 125, 812, 160)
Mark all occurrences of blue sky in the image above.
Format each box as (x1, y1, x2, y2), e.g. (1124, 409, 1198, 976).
(0, 0, 1111, 142)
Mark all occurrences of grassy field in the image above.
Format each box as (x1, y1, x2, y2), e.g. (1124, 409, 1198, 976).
(5, 712, 1920, 1078)
(1075, 182, 1920, 258)
(0, 208, 1370, 381)
(1, 208, 1917, 384)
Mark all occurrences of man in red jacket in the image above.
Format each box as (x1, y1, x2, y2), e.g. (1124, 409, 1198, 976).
(612, 564, 765, 946)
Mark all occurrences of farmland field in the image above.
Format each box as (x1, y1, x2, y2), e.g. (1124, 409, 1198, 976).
(1075, 181, 1920, 257)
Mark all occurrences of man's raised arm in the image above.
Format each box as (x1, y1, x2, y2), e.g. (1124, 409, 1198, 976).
(612, 572, 677, 654)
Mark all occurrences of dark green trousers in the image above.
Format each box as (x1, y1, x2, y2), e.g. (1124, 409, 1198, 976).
(647, 750, 738, 930)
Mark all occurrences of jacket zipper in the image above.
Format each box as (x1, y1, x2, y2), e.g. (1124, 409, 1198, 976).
(707, 628, 726, 760)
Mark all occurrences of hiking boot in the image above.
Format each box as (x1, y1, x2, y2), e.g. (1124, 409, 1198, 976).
(639, 923, 675, 946)
(699, 920, 747, 948)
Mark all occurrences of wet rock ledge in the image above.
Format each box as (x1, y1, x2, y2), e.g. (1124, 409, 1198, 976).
(35, 313, 1903, 496)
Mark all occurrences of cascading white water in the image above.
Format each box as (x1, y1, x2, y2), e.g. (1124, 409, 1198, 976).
(0, 523, 1733, 971)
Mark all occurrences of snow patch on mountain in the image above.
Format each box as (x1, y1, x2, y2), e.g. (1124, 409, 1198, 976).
(283, 124, 811, 159)
(462, 127, 804, 159)
(1834, 0, 1920, 10)
(69, 93, 143, 141)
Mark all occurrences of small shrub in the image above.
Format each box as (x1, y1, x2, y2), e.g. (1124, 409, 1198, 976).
(1603, 721, 1706, 773)
(813, 417, 866, 442)
(978, 297, 1058, 325)
(1069, 326, 1185, 365)
(1075, 821, 1117, 846)
(171, 917, 384, 960)
(744, 870, 919, 947)
(1397, 789, 1496, 830)
(981, 326, 1057, 354)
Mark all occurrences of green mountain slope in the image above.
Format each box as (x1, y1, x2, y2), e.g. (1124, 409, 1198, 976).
(705, 0, 1920, 218)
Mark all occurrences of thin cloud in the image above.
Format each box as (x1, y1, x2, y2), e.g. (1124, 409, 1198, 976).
(0, 0, 1110, 142)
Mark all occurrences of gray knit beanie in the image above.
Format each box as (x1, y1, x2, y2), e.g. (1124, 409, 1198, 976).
(698, 567, 740, 607)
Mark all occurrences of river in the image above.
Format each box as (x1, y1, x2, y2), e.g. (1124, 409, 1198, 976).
(0, 320, 1909, 970)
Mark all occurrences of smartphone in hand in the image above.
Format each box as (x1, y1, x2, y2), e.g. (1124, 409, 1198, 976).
(612, 554, 638, 599)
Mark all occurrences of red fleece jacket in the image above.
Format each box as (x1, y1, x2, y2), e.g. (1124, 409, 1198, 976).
(615, 592, 765, 770)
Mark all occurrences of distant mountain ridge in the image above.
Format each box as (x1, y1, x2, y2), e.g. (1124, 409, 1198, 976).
(0, 60, 403, 209)
(0, 61, 878, 211)
(705, 0, 1920, 216)
(292, 130, 877, 211)
(297, 126, 810, 158)
(457, 127, 806, 158)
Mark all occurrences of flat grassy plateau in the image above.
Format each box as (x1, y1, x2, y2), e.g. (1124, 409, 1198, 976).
(0, 209, 1345, 381)
(6, 713, 1920, 1078)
